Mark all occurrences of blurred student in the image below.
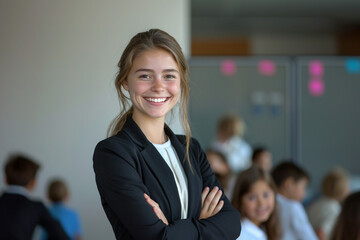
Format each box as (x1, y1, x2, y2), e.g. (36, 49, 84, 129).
(252, 147, 272, 173)
(232, 166, 281, 240)
(206, 149, 235, 199)
(212, 114, 252, 173)
(330, 191, 360, 240)
(271, 161, 318, 240)
(0, 154, 69, 240)
(41, 179, 82, 240)
(307, 168, 349, 240)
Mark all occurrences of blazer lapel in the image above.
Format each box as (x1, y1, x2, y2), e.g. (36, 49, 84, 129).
(122, 117, 182, 220)
(166, 127, 202, 219)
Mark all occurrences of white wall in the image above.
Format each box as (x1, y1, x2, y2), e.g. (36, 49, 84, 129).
(0, 0, 189, 239)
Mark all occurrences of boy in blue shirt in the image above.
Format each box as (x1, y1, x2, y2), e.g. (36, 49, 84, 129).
(41, 179, 82, 240)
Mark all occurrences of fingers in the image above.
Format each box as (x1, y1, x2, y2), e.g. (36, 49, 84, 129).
(212, 200, 224, 216)
(202, 186, 221, 211)
(152, 205, 169, 225)
(201, 186, 210, 206)
(207, 188, 223, 213)
(199, 186, 224, 220)
(144, 193, 159, 208)
(144, 193, 168, 226)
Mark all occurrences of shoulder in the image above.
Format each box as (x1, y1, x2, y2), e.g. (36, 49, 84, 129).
(173, 134, 202, 149)
(58, 205, 79, 219)
(239, 218, 266, 240)
(94, 131, 141, 160)
(277, 194, 300, 210)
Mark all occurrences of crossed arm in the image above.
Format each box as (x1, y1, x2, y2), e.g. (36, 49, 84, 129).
(93, 138, 240, 239)
(144, 186, 224, 225)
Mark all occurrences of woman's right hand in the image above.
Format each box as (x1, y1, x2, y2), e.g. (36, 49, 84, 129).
(199, 186, 224, 220)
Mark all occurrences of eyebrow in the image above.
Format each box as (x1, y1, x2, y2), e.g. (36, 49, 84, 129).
(135, 68, 179, 73)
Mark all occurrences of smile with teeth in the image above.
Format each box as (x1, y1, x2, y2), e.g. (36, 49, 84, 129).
(145, 97, 168, 103)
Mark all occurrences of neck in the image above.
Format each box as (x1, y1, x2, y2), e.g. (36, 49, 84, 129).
(132, 113, 167, 144)
(278, 189, 292, 200)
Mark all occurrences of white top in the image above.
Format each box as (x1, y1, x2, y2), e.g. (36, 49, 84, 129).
(237, 218, 267, 240)
(277, 194, 318, 240)
(153, 139, 188, 219)
(307, 197, 340, 236)
(212, 136, 251, 173)
(4, 185, 29, 196)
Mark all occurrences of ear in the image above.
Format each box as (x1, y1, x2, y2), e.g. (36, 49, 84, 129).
(26, 178, 36, 191)
(122, 79, 129, 91)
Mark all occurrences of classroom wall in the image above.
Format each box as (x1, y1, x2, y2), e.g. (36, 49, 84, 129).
(0, 0, 189, 239)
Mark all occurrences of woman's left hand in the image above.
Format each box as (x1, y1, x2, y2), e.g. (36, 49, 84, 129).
(144, 193, 169, 226)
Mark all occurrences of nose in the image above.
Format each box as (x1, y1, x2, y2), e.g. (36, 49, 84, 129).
(257, 196, 265, 206)
(151, 76, 165, 92)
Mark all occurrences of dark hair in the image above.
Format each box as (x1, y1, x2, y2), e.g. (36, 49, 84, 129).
(47, 179, 68, 203)
(252, 147, 268, 161)
(271, 160, 310, 187)
(232, 167, 281, 240)
(4, 154, 40, 186)
(205, 148, 231, 190)
(206, 148, 228, 166)
(330, 191, 360, 240)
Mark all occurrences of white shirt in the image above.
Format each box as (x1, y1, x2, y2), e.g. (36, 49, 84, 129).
(153, 139, 188, 219)
(277, 194, 318, 240)
(307, 197, 340, 236)
(237, 218, 267, 240)
(4, 185, 29, 196)
(212, 136, 252, 173)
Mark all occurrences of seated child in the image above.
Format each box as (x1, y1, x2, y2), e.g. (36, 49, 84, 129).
(211, 114, 252, 173)
(251, 147, 272, 173)
(41, 179, 82, 240)
(271, 161, 318, 240)
(307, 168, 349, 240)
(0, 154, 69, 240)
(232, 166, 281, 240)
(206, 149, 235, 199)
(330, 191, 360, 240)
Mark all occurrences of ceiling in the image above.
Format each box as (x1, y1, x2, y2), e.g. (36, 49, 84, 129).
(191, 0, 360, 36)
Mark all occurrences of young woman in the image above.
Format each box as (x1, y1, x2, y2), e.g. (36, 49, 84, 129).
(232, 167, 281, 240)
(93, 29, 240, 240)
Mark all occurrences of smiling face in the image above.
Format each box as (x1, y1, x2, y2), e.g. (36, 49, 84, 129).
(241, 180, 275, 226)
(122, 48, 181, 124)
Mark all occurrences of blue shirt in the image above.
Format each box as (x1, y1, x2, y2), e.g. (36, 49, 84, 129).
(41, 203, 82, 240)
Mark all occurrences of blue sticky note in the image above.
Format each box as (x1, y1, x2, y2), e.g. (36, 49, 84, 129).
(345, 58, 360, 74)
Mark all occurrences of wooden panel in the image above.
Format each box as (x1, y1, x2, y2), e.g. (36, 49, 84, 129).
(191, 37, 250, 56)
(337, 28, 360, 55)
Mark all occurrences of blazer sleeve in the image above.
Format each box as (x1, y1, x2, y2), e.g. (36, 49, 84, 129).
(93, 138, 240, 240)
(190, 138, 241, 239)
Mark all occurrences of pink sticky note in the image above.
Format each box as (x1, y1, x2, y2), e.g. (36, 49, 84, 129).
(309, 60, 324, 77)
(308, 78, 324, 96)
(220, 60, 237, 76)
(258, 60, 276, 76)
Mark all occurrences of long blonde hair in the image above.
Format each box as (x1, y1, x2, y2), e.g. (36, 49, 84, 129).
(107, 29, 192, 167)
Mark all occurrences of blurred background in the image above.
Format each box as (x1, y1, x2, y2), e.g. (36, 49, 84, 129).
(0, 0, 359, 239)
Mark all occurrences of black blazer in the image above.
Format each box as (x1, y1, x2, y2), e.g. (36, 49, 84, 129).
(0, 192, 70, 240)
(93, 117, 241, 240)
